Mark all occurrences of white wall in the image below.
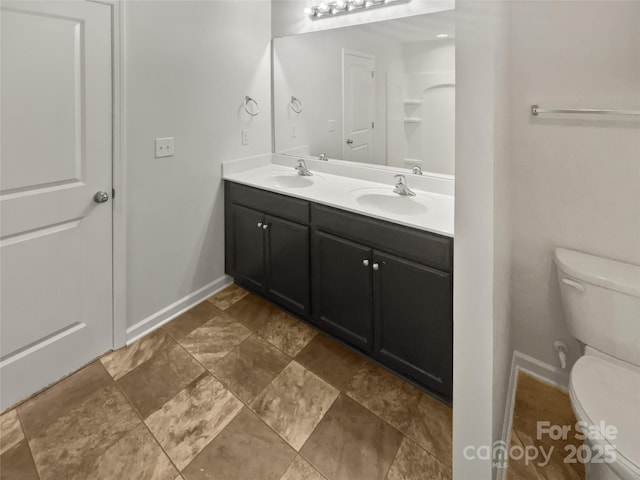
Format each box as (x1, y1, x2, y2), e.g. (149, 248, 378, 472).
(454, 2, 511, 478)
(509, 1, 640, 372)
(491, 2, 512, 477)
(272, 0, 454, 37)
(124, 1, 272, 337)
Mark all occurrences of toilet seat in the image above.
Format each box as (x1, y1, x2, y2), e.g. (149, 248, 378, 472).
(570, 355, 640, 478)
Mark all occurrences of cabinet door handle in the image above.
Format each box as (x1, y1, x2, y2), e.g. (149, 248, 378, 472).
(257, 222, 263, 228)
(362, 259, 369, 267)
(262, 224, 269, 230)
(372, 263, 379, 271)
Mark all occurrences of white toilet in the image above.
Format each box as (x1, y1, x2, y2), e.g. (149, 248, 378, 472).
(555, 248, 640, 480)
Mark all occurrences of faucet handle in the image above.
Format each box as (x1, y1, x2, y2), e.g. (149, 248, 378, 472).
(394, 174, 407, 184)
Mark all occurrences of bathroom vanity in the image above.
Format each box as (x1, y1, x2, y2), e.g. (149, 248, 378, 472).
(223, 158, 454, 401)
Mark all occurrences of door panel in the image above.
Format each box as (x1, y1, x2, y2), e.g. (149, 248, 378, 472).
(343, 50, 375, 164)
(232, 204, 265, 291)
(265, 215, 310, 318)
(373, 251, 453, 398)
(0, 1, 113, 409)
(313, 231, 373, 352)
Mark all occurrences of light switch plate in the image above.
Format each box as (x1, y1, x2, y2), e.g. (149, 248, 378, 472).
(155, 137, 175, 158)
(242, 129, 249, 145)
(328, 120, 336, 132)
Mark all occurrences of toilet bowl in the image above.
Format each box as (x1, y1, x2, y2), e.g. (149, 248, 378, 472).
(555, 248, 640, 480)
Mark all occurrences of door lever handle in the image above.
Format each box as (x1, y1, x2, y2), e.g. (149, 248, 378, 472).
(346, 139, 354, 145)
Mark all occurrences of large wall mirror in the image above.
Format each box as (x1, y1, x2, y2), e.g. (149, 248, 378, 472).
(273, 10, 455, 176)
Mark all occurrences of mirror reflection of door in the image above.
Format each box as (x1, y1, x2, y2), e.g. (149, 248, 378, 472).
(342, 49, 375, 163)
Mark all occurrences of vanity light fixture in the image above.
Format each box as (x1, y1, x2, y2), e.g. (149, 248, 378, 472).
(306, 0, 410, 19)
(436, 33, 449, 38)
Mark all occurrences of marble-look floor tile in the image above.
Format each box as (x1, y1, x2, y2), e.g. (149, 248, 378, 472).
(179, 311, 252, 370)
(510, 371, 584, 479)
(280, 455, 325, 480)
(17, 362, 176, 480)
(512, 371, 576, 436)
(207, 283, 249, 310)
(0, 440, 39, 480)
(90, 422, 177, 480)
(225, 294, 280, 332)
(182, 407, 295, 480)
(295, 333, 367, 391)
(210, 335, 290, 403)
(345, 361, 422, 433)
(251, 361, 339, 450)
(405, 392, 453, 466)
(116, 335, 205, 418)
(18, 362, 115, 438)
(301, 394, 403, 480)
(101, 329, 172, 380)
(145, 374, 243, 470)
(0, 409, 24, 455)
(386, 437, 451, 480)
(163, 301, 224, 341)
(256, 310, 317, 357)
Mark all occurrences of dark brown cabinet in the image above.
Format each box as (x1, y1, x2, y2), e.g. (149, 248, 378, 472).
(372, 251, 453, 397)
(231, 204, 266, 291)
(312, 231, 373, 352)
(225, 181, 453, 401)
(225, 183, 310, 318)
(265, 215, 310, 317)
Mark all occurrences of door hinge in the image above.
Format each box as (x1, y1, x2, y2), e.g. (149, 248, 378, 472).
(112, 188, 116, 199)
(372, 121, 375, 129)
(371, 71, 375, 78)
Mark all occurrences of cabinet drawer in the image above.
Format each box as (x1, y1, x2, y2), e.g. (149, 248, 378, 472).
(312, 204, 453, 272)
(226, 181, 310, 224)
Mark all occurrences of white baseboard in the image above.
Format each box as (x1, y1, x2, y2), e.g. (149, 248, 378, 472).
(496, 350, 571, 480)
(125, 275, 233, 344)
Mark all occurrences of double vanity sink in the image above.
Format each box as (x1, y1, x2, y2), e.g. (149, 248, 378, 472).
(223, 155, 454, 401)
(224, 161, 453, 236)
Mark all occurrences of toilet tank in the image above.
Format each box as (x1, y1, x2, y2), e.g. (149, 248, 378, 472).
(554, 248, 640, 367)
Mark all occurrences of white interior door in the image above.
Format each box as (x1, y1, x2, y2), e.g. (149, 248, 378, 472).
(343, 50, 375, 163)
(0, 0, 113, 409)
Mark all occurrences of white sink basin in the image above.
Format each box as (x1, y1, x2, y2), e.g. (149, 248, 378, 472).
(349, 188, 429, 216)
(262, 173, 324, 189)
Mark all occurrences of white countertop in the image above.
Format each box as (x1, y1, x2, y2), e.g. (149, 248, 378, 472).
(222, 155, 454, 237)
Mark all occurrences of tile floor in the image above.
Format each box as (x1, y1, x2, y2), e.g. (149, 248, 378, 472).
(506, 371, 585, 480)
(0, 284, 453, 480)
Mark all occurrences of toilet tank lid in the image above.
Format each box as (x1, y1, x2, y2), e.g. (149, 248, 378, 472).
(555, 248, 640, 298)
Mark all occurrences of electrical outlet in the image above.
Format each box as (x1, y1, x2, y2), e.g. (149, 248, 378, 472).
(328, 120, 336, 132)
(290, 125, 297, 138)
(155, 137, 175, 158)
(242, 129, 249, 145)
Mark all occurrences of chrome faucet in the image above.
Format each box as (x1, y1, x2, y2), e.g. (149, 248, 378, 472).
(295, 159, 313, 176)
(412, 165, 423, 175)
(318, 153, 328, 161)
(393, 174, 416, 196)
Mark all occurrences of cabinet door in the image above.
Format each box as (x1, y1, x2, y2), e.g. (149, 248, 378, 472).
(265, 215, 310, 318)
(373, 251, 453, 399)
(232, 204, 265, 292)
(313, 231, 373, 352)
